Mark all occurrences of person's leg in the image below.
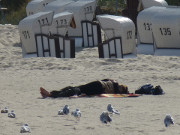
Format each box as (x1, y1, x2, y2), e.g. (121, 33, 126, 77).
(40, 86, 80, 98)
(50, 86, 81, 98)
(78, 81, 104, 95)
(40, 81, 104, 98)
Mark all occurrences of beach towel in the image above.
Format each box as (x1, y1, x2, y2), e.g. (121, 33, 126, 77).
(98, 93, 140, 97)
(70, 93, 141, 98)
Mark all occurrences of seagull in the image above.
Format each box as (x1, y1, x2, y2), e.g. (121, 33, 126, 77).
(1, 107, 8, 113)
(58, 105, 70, 115)
(100, 111, 112, 124)
(164, 114, 174, 127)
(107, 104, 120, 115)
(20, 124, 31, 133)
(63, 105, 70, 115)
(8, 110, 16, 118)
(71, 109, 81, 118)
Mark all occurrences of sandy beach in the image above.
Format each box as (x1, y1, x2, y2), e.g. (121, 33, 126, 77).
(0, 24, 180, 135)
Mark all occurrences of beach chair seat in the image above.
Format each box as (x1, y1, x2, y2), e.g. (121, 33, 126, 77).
(81, 20, 101, 47)
(98, 37, 123, 58)
(35, 34, 75, 58)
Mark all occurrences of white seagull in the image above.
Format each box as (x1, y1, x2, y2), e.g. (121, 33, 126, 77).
(58, 105, 70, 115)
(100, 111, 112, 124)
(107, 104, 120, 115)
(71, 109, 81, 118)
(8, 110, 16, 118)
(20, 124, 31, 133)
(1, 107, 8, 113)
(164, 114, 174, 127)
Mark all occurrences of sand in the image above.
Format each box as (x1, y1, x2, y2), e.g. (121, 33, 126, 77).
(0, 24, 180, 135)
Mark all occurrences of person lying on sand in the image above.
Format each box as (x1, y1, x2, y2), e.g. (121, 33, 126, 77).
(40, 79, 129, 98)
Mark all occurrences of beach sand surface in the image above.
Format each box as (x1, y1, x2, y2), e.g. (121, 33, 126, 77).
(0, 24, 180, 135)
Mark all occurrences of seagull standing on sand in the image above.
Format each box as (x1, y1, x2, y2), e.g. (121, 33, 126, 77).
(164, 114, 174, 127)
(8, 110, 16, 118)
(58, 105, 70, 115)
(1, 107, 8, 113)
(20, 124, 31, 133)
(100, 111, 112, 124)
(71, 109, 81, 118)
(107, 104, 120, 115)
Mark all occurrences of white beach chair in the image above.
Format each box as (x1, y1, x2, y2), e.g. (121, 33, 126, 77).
(42, 0, 75, 14)
(26, 0, 55, 16)
(58, 0, 98, 43)
(97, 15, 136, 58)
(152, 6, 180, 56)
(49, 11, 75, 36)
(43, 0, 98, 47)
(18, 11, 54, 58)
(137, 6, 166, 54)
(139, 0, 168, 10)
